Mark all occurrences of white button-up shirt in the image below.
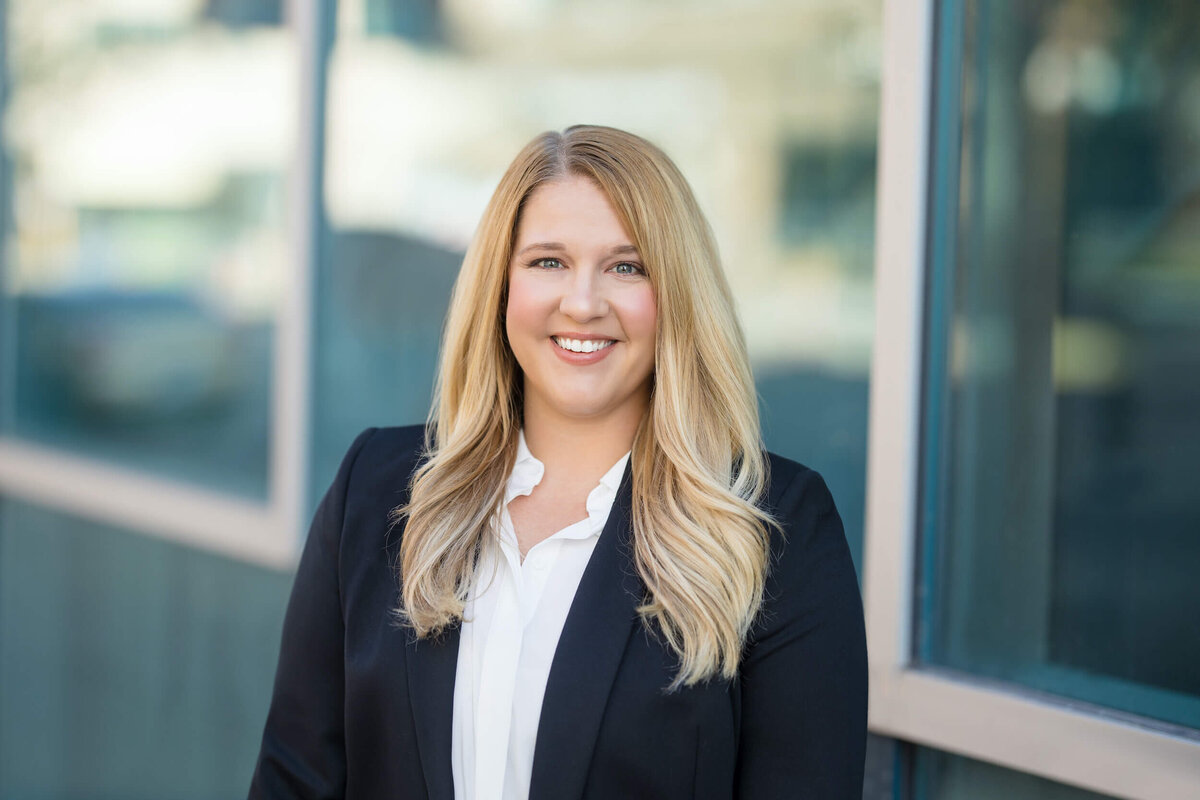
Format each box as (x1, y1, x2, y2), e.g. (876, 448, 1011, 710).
(450, 432, 630, 800)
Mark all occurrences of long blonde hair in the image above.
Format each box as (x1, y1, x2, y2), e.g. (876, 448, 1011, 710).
(396, 125, 776, 687)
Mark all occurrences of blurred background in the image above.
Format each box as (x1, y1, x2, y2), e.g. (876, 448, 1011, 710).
(0, 0, 1196, 798)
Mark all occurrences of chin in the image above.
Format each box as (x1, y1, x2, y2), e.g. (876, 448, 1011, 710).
(535, 389, 622, 421)
(553, 400, 613, 420)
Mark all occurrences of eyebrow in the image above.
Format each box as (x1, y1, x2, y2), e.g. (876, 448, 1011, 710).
(515, 242, 641, 258)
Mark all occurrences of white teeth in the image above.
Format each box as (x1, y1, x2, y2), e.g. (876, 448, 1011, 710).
(554, 336, 615, 354)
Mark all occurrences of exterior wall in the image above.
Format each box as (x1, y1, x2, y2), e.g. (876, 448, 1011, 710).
(2, 1, 1197, 798)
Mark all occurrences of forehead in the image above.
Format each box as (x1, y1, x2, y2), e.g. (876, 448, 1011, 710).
(513, 176, 634, 249)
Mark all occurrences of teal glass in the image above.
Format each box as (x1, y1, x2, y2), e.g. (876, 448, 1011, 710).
(1, 3, 290, 498)
(920, 0, 1200, 729)
(0, 499, 293, 799)
(913, 747, 1117, 800)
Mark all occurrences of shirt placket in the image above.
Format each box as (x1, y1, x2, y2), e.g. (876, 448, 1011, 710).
(473, 525, 523, 800)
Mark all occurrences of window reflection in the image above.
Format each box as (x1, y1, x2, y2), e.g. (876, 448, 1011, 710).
(2, 2, 294, 497)
(924, 0, 1200, 728)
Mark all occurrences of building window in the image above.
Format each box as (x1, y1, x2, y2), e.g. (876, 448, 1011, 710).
(919, 0, 1200, 730)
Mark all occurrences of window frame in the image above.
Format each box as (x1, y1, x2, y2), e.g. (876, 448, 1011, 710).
(863, 1, 1200, 797)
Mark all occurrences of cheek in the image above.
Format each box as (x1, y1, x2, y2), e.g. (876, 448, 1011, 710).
(625, 287, 658, 343)
(505, 274, 546, 340)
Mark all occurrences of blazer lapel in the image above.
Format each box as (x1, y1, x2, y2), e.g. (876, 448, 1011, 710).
(528, 462, 642, 800)
(405, 622, 460, 800)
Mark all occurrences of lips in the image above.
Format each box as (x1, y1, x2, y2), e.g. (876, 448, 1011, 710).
(552, 336, 616, 354)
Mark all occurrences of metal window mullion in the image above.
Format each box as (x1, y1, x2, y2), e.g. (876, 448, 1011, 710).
(0, 440, 292, 567)
(274, 0, 332, 558)
(874, 669, 1200, 799)
(864, 0, 936, 679)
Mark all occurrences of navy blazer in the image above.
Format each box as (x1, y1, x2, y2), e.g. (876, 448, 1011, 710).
(249, 425, 867, 799)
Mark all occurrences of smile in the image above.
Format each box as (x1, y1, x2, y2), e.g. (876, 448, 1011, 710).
(552, 336, 616, 354)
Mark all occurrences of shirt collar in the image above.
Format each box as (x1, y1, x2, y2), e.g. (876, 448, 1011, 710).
(504, 430, 631, 534)
(585, 451, 630, 522)
(594, 450, 630, 494)
(504, 430, 545, 505)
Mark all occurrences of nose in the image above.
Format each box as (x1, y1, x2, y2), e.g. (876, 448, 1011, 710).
(559, 269, 608, 321)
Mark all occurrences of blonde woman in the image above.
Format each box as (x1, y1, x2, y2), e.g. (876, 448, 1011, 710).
(250, 126, 867, 800)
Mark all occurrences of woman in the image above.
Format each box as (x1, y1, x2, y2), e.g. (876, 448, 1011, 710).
(250, 125, 867, 800)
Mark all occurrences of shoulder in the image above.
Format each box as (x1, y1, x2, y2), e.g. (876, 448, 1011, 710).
(327, 424, 429, 517)
(341, 424, 428, 481)
(315, 425, 430, 578)
(737, 452, 868, 794)
(749, 450, 861, 642)
(346, 423, 427, 465)
(761, 450, 838, 525)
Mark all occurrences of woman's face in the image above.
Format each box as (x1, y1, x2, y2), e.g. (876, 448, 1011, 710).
(506, 175, 657, 428)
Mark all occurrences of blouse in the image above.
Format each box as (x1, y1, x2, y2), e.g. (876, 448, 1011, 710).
(451, 432, 630, 800)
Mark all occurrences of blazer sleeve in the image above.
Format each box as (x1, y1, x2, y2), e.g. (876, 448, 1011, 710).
(735, 467, 868, 799)
(248, 428, 378, 800)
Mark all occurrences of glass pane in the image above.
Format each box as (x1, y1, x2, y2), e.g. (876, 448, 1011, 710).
(311, 0, 881, 571)
(921, 0, 1200, 729)
(1, 2, 295, 498)
(913, 747, 1117, 800)
(0, 498, 293, 799)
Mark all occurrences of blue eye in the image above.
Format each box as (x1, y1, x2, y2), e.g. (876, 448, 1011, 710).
(532, 257, 564, 269)
(612, 262, 644, 276)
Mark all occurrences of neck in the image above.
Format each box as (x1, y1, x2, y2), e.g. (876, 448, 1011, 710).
(522, 399, 645, 483)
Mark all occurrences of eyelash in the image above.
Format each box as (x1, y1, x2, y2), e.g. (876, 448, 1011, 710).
(528, 258, 645, 276)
